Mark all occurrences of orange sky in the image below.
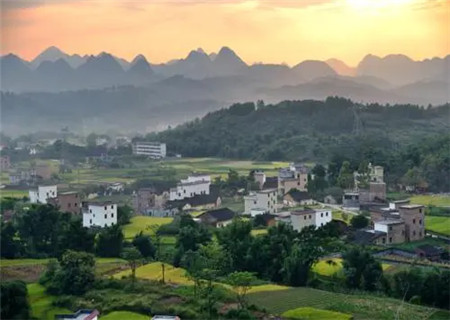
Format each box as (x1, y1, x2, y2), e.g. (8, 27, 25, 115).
(1, 0, 449, 66)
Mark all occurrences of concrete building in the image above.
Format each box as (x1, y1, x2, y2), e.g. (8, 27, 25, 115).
(290, 208, 332, 232)
(55, 309, 99, 320)
(197, 208, 236, 228)
(342, 192, 359, 209)
(132, 141, 166, 159)
(283, 190, 315, 207)
(278, 163, 309, 194)
(244, 189, 278, 214)
(253, 170, 266, 189)
(169, 174, 211, 201)
(82, 202, 117, 228)
(29, 185, 57, 204)
(49, 191, 81, 215)
(0, 156, 10, 170)
(373, 220, 406, 244)
(354, 163, 384, 190)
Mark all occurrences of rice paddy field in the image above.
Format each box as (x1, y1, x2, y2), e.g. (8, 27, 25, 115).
(122, 216, 174, 239)
(409, 195, 450, 207)
(114, 262, 193, 284)
(312, 258, 391, 277)
(248, 287, 450, 320)
(27, 283, 71, 320)
(425, 216, 450, 236)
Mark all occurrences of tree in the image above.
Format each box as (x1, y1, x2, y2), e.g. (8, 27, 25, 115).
(121, 247, 143, 284)
(57, 218, 95, 257)
(342, 247, 383, 291)
(96, 225, 124, 257)
(1, 280, 31, 320)
(350, 215, 369, 229)
(1, 222, 21, 258)
(337, 161, 354, 190)
(117, 205, 133, 225)
(227, 271, 256, 309)
(132, 232, 156, 258)
(356, 160, 371, 189)
(43, 250, 96, 295)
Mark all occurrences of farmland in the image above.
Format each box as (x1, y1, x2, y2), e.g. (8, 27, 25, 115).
(27, 283, 71, 320)
(409, 195, 450, 207)
(282, 307, 352, 320)
(101, 311, 149, 320)
(312, 258, 391, 278)
(425, 216, 450, 236)
(248, 287, 449, 320)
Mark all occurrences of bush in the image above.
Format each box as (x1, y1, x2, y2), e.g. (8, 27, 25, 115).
(225, 308, 256, 319)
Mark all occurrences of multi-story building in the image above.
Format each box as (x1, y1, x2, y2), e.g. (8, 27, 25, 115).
(169, 174, 211, 201)
(29, 185, 57, 204)
(132, 141, 166, 159)
(289, 208, 332, 232)
(0, 156, 10, 170)
(398, 204, 425, 242)
(354, 163, 384, 190)
(244, 189, 278, 214)
(82, 202, 117, 228)
(373, 220, 406, 245)
(278, 163, 309, 194)
(133, 188, 170, 216)
(49, 191, 81, 215)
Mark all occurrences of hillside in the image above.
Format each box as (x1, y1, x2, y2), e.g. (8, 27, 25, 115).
(152, 98, 449, 162)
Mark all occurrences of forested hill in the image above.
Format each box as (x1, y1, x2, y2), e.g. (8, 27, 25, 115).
(151, 97, 449, 162)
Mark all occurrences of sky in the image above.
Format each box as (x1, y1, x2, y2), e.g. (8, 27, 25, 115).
(1, 0, 449, 66)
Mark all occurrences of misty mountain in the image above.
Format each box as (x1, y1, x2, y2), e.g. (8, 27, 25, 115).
(291, 60, 337, 82)
(31, 46, 87, 69)
(326, 58, 355, 76)
(356, 54, 450, 86)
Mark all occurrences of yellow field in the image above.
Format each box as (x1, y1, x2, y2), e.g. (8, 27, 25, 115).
(409, 195, 450, 207)
(122, 216, 173, 239)
(248, 284, 290, 293)
(114, 262, 192, 284)
(251, 229, 268, 236)
(313, 258, 391, 277)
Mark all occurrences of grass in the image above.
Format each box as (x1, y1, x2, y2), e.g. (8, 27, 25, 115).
(251, 229, 268, 236)
(409, 195, 450, 207)
(425, 216, 450, 236)
(122, 216, 173, 239)
(282, 307, 352, 320)
(332, 211, 351, 223)
(312, 258, 391, 278)
(221, 196, 245, 213)
(247, 284, 290, 293)
(248, 286, 449, 320)
(393, 237, 450, 251)
(27, 283, 71, 320)
(101, 311, 149, 320)
(0, 189, 28, 199)
(114, 262, 193, 285)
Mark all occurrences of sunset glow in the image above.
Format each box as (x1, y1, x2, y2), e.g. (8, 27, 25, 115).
(1, 0, 449, 65)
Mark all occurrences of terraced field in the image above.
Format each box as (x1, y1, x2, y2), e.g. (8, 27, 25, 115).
(122, 216, 174, 239)
(27, 283, 71, 320)
(425, 216, 450, 236)
(248, 287, 449, 320)
(409, 195, 450, 207)
(101, 311, 149, 320)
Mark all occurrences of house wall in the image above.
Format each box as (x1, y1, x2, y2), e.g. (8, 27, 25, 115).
(170, 180, 210, 201)
(399, 206, 425, 242)
(29, 185, 57, 204)
(132, 142, 166, 158)
(314, 209, 332, 227)
(57, 193, 81, 214)
(244, 190, 277, 214)
(291, 212, 315, 232)
(83, 204, 117, 228)
(216, 219, 233, 228)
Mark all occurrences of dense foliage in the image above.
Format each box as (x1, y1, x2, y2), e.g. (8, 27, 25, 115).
(0, 280, 31, 320)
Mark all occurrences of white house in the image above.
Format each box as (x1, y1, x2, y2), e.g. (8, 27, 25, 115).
(244, 189, 278, 214)
(82, 202, 117, 228)
(169, 174, 211, 201)
(132, 141, 166, 159)
(29, 185, 57, 204)
(289, 209, 332, 232)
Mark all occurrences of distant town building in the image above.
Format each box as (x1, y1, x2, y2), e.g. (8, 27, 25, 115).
(0, 156, 10, 170)
(169, 174, 211, 201)
(167, 187, 221, 212)
(197, 208, 236, 228)
(133, 188, 169, 215)
(415, 245, 442, 261)
(29, 185, 57, 204)
(132, 141, 166, 159)
(244, 189, 278, 214)
(35, 164, 55, 180)
(373, 220, 406, 245)
(48, 191, 81, 215)
(342, 192, 359, 209)
(354, 163, 384, 191)
(283, 208, 332, 232)
(278, 163, 309, 194)
(283, 190, 315, 207)
(82, 202, 117, 228)
(107, 182, 125, 193)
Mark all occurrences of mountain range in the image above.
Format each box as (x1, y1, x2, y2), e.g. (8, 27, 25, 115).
(1, 46, 449, 135)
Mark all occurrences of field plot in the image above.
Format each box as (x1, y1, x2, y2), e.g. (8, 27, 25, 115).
(122, 216, 173, 239)
(114, 262, 192, 284)
(425, 216, 450, 236)
(248, 287, 449, 320)
(27, 283, 71, 320)
(0, 189, 28, 199)
(409, 195, 450, 207)
(282, 307, 352, 320)
(312, 258, 391, 277)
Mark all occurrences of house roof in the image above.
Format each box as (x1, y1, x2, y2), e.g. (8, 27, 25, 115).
(291, 209, 316, 215)
(285, 190, 312, 202)
(258, 188, 277, 194)
(197, 207, 236, 223)
(262, 176, 278, 189)
(353, 229, 386, 245)
(400, 204, 424, 209)
(416, 244, 442, 256)
(375, 219, 404, 226)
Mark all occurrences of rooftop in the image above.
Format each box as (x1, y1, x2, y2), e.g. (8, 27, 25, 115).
(178, 180, 210, 187)
(258, 188, 277, 194)
(197, 207, 236, 222)
(400, 204, 424, 209)
(285, 189, 312, 202)
(291, 209, 316, 215)
(376, 219, 405, 225)
(58, 191, 78, 195)
(83, 201, 115, 206)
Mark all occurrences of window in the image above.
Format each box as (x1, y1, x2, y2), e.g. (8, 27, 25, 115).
(68, 203, 71, 207)
(297, 182, 300, 186)
(89, 219, 92, 224)
(419, 219, 422, 225)
(419, 209, 422, 213)
(413, 219, 416, 224)
(254, 201, 256, 205)
(89, 209, 92, 213)
(321, 213, 323, 217)
(389, 237, 392, 243)
(75, 203, 78, 207)
(419, 231, 422, 237)
(304, 216, 306, 220)
(413, 230, 416, 236)
(267, 201, 270, 206)
(104, 206, 107, 210)
(389, 226, 392, 231)
(104, 214, 107, 219)
(382, 238, 386, 244)
(184, 190, 186, 193)
(111, 205, 113, 209)
(326, 212, 329, 216)
(308, 215, 311, 219)
(111, 213, 114, 218)
(268, 194, 270, 197)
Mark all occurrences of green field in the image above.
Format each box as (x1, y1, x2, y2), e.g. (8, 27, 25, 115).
(27, 283, 71, 320)
(282, 307, 352, 320)
(122, 216, 174, 239)
(114, 262, 193, 284)
(312, 258, 391, 277)
(101, 311, 149, 320)
(0, 189, 28, 199)
(248, 287, 449, 320)
(425, 216, 450, 236)
(409, 195, 450, 207)
(0, 257, 125, 267)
